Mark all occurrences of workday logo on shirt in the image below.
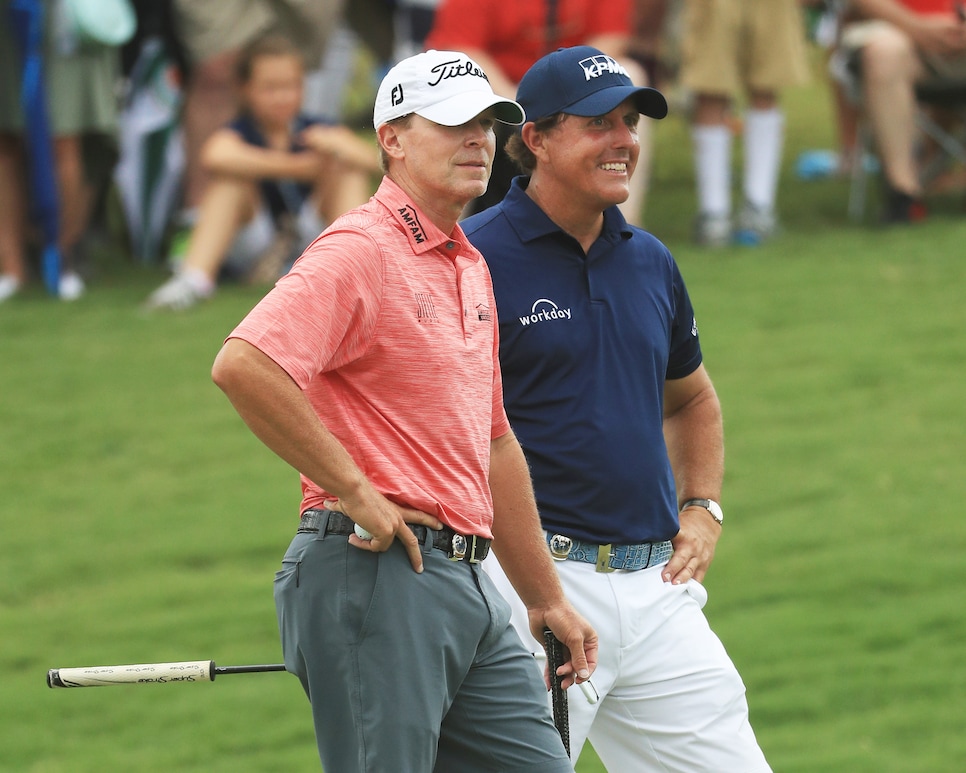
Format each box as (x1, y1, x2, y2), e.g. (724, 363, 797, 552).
(518, 298, 572, 326)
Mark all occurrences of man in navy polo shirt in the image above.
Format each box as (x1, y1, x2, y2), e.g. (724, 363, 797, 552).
(463, 46, 772, 772)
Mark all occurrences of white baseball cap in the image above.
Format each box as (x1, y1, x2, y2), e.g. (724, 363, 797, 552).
(374, 50, 525, 129)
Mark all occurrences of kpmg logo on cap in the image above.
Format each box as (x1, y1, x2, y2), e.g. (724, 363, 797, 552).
(578, 54, 629, 81)
(427, 57, 488, 87)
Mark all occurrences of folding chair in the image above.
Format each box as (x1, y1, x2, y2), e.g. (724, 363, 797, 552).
(911, 80, 966, 194)
(835, 43, 966, 221)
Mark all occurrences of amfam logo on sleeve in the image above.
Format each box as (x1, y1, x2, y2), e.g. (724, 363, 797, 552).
(518, 298, 572, 326)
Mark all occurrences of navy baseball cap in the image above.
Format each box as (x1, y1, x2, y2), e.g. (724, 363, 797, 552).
(516, 46, 668, 122)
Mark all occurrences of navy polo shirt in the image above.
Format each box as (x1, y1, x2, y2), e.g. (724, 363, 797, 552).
(463, 177, 703, 544)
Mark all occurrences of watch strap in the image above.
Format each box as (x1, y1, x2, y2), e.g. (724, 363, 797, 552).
(680, 498, 723, 525)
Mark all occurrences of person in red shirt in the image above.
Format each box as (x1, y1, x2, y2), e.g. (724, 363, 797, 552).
(843, 0, 966, 221)
(211, 49, 597, 772)
(425, 0, 654, 224)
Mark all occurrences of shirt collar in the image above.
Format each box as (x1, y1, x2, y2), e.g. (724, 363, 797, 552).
(498, 176, 633, 247)
(373, 177, 466, 255)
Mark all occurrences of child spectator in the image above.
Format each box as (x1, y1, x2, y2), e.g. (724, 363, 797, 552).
(145, 34, 379, 310)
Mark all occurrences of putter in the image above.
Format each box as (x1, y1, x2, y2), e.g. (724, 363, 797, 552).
(543, 629, 571, 756)
(47, 660, 285, 688)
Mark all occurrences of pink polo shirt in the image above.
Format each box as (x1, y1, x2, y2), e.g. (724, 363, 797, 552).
(227, 177, 510, 537)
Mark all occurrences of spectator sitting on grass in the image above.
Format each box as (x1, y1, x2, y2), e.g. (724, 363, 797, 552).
(146, 33, 379, 310)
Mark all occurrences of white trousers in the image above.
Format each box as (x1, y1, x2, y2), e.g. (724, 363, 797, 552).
(484, 554, 772, 772)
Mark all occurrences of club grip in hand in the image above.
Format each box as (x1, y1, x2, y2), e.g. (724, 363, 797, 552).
(542, 628, 570, 756)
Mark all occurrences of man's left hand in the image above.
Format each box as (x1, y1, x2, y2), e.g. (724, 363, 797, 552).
(664, 506, 721, 584)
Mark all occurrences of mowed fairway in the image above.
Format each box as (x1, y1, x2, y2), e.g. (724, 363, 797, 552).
(3, 63, 966, 772)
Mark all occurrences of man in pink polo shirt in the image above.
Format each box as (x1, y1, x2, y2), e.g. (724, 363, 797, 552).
(211, 50, 597, 772)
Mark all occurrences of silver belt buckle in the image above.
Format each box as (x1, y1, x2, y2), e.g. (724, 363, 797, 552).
(548, 534, 573, 561)
(450, 534, 484, 563)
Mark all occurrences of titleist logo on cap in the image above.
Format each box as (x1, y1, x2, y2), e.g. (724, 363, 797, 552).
(427, 57, 488, 87)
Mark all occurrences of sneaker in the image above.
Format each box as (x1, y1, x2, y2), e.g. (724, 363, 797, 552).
(795, 149, 839, 180)
(882, 188, 927, 224)
(733, 201, 777, 246)
(58, 271, 86, 301)
(693, 212, 733, 248)
(0, 274, 21, 303)
(145, 270, 214, 311)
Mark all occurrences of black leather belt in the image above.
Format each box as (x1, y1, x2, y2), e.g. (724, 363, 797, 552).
(298, 509, 491, 563)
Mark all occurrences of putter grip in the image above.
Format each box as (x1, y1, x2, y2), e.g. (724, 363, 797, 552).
(543, 628, 570, 756)
(47, 660, 214, 688)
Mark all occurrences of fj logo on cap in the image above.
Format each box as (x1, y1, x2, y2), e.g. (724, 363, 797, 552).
(579, 54, 629, 81)
(391, 84, 404, 106)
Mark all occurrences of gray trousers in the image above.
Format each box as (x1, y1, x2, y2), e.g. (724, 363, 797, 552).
(274, 515, 573, 773)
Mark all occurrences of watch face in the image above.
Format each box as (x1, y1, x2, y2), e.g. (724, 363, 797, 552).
(708, 501, 723, 523)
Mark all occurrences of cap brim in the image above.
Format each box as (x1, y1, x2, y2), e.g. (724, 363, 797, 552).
(563, 85, 668, 121)
(417, 92, 525, 127)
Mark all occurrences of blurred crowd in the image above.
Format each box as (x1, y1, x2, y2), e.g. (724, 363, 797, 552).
(1, 0, 964, 306)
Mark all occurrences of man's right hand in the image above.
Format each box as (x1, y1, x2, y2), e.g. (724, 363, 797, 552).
(326, 494, 442, 573)
(529, 604, 598, 690)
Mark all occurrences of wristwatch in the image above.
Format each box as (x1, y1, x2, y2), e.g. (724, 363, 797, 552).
(680, 498, 724, 525)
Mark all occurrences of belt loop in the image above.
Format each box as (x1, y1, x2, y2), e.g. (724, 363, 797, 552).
(420, 524, 433, 554)
(314, 509, 333, 541)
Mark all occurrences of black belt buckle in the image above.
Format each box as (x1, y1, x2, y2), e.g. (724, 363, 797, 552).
(448, 533, 485, 563)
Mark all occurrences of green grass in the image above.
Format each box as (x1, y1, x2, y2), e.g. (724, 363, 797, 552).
(3, 59, 966, 771)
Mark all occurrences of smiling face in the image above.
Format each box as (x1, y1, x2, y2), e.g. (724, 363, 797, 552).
(530, 99, 641, 212)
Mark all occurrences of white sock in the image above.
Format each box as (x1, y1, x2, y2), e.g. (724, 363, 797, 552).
(692, 125, 732, 217)
(743, 108, 785, 211)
